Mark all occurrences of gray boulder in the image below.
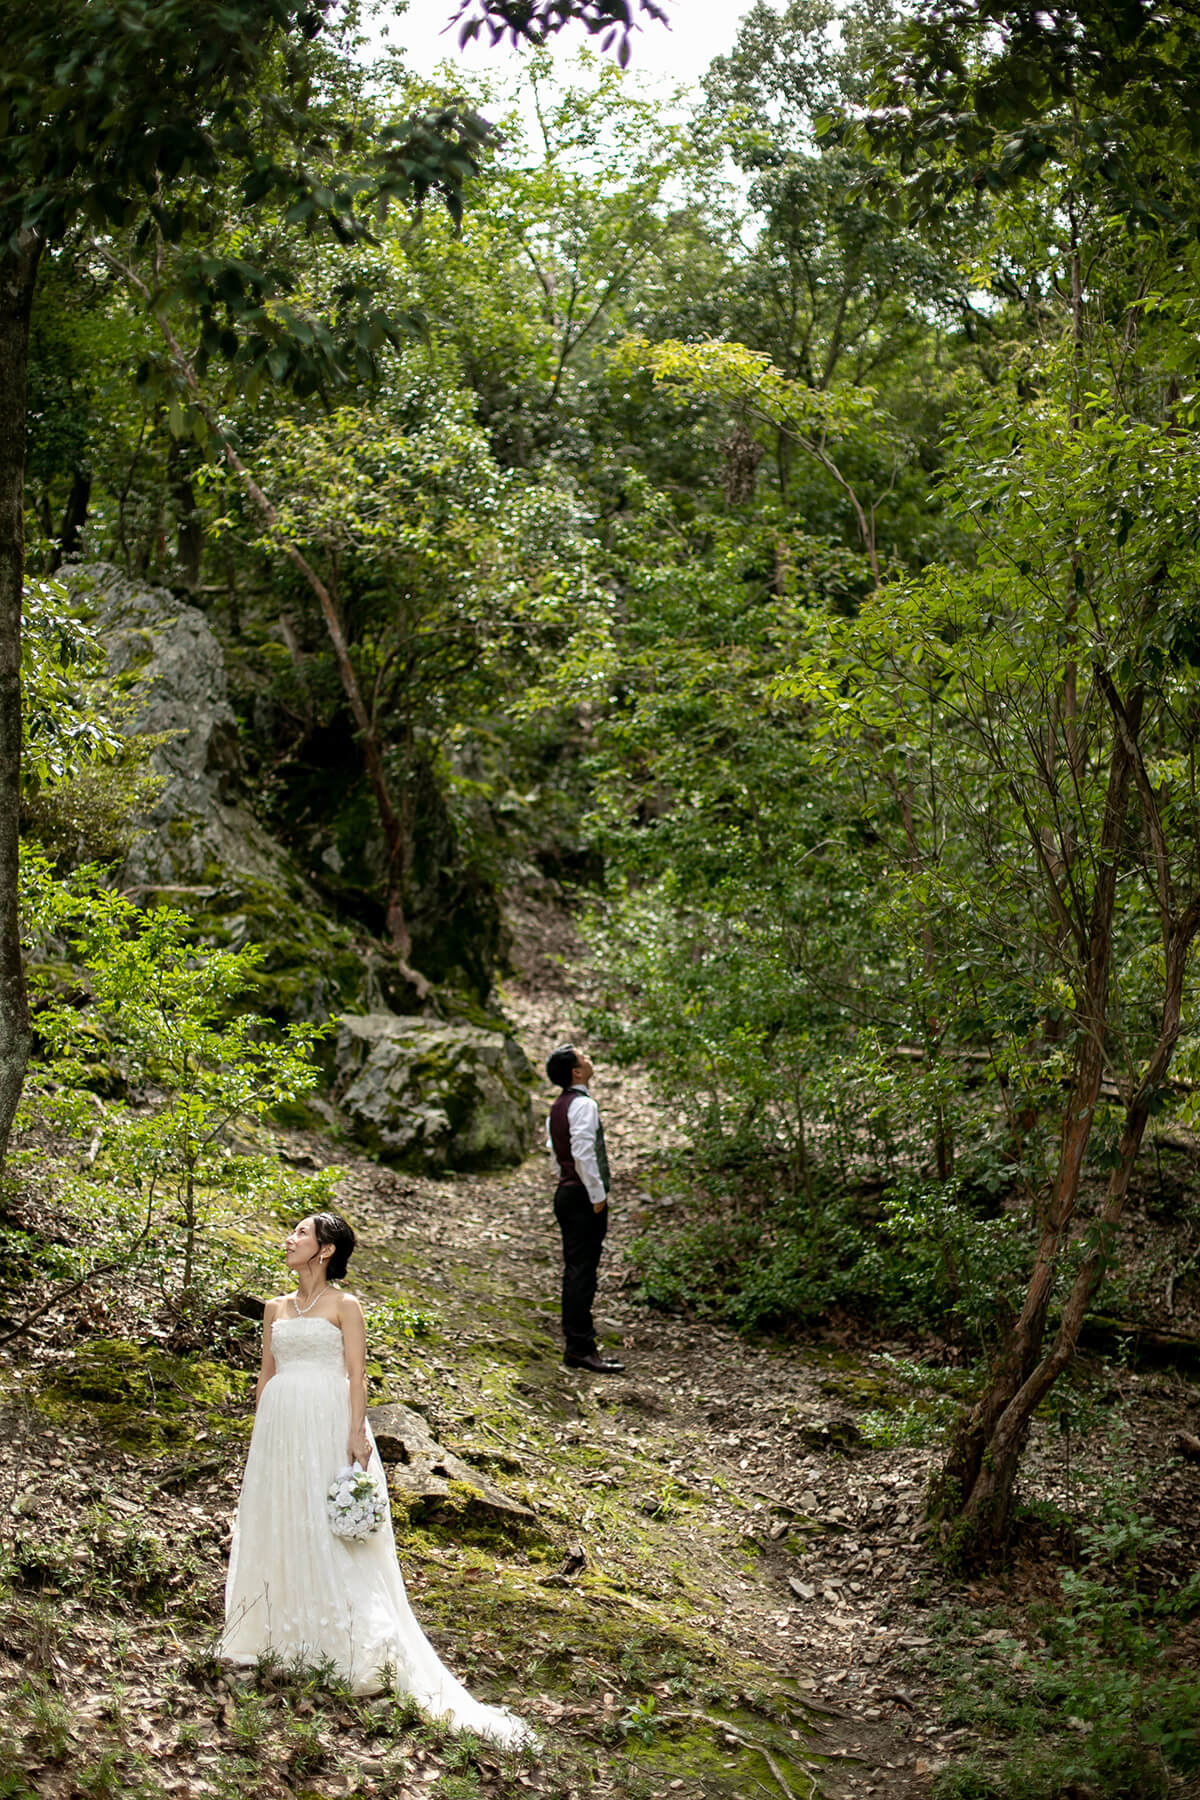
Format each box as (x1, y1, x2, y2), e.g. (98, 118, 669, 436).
(56, 566, 374, 1031)
(335, 1014, 534, 1171)
(65, 563, 293, 890)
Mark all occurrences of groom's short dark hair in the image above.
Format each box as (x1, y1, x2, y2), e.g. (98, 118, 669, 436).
(546, 1044, 578, 1089)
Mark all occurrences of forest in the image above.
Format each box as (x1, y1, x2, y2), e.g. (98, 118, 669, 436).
(2, 0, 1200, 1796)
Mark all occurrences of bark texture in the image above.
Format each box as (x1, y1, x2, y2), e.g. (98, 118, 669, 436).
(933, 690, 1141, 1555)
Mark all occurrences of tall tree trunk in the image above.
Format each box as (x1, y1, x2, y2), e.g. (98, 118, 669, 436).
(225, 442, 429, 994)
(49, 469, 91, 572)
(931, 689, 1143, 1557)
(169, 442, 203, 590)
(894, 758, 951, 1179)
(0, 236, 42, 1170)
(936, 903, 1196, 1559)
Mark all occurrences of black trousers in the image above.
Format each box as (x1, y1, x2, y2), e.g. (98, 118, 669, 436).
(554, 1181, 608, 1357)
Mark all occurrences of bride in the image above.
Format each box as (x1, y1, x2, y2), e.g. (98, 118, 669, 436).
(220, 1210, 534, 1748)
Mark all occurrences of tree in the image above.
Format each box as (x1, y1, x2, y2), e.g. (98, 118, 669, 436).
(852, 0, 1200, 236)
(825, 0, 1200, 1559)
(230, 380, 584, 981)
(393, 47, 716, 470)
(700, 0, 983, 526)
(0, 0, 356, 1165)
(812, 372, 1200, 1557)
(0, 0, 668, 1170)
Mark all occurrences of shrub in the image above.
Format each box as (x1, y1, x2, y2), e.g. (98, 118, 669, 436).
(928, 1489, 1200, 1800)
(627, 1172, 1031, 1347)
(19, 857, 338, 1294)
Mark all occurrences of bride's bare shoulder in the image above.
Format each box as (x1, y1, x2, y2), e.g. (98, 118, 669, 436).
(263, 1294, 291, 1319)
(335, 1289, 364, 1319)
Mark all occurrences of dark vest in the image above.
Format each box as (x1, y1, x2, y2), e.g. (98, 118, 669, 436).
(550, 1089, 610, 1193)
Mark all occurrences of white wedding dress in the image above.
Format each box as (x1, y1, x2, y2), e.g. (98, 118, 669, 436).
(220, 1314, 533, 1747)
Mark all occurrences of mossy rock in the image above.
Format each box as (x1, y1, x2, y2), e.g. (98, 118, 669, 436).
(819, 1372, 905, 1411)
(335, 1015, 534, 1171)
(188, 874, 369, 1031)
(370, 1401, 540, 1541)
(795, 1415, 867, 1454)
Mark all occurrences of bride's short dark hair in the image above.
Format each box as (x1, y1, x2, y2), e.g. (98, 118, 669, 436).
(311, 1211, 356, 1282)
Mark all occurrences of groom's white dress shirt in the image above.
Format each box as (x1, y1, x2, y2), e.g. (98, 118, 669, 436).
(545, 1083, 607, 1208)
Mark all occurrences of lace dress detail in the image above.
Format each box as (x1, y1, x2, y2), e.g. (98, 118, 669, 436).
(220, 1316, 532, 1746)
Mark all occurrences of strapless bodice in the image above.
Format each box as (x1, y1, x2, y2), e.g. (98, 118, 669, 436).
(270, 1314, 347, 1377)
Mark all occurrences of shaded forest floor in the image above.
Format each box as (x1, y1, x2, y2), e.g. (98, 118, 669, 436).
(1, 903, 1199, 1799)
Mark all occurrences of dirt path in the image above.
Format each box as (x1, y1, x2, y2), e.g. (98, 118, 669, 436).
(321, 907, 956, 1799)
(1, 900, 946, 1800)
(333, 900, 1200, 1800)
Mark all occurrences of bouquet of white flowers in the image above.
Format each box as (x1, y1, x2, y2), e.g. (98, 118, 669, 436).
(326, 1463, 387, 1540)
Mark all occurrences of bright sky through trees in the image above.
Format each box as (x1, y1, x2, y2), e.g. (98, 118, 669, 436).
(372, 0, 763, 88)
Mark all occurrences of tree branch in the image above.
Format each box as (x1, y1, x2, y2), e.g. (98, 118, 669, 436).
(1095, 660, 1174, 926)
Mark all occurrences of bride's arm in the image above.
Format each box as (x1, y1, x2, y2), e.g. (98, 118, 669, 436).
(340, 1295, 371, 1466)
(254, 1299, 280, 1407)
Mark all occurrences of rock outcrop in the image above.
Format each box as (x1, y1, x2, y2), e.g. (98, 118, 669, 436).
(60, 565, 370, 1034)
(335, 1015, 534, 1171)
(367, 1402, 537, 1528)
(69, 563, 289, 890)
(57, 568, 532, 1168)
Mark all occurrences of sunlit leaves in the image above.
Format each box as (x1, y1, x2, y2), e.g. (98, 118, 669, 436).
(18, 858, 336, 1291)
(616, 333, 880, 439)
(20, 577, 121, 791)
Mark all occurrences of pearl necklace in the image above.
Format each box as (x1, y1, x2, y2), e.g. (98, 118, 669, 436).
(291, 1283, 327, 1316)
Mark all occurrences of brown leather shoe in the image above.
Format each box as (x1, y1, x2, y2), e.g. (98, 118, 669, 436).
(563, 1351, 625, 1374)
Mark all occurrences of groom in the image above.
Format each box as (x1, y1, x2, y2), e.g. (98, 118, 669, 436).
(545, 1044, 625, 1375)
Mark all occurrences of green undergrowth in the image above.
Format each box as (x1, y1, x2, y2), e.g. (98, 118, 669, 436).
(4, 1506, 211, 1621)
(918, 1492, 1200, 1800)
(184, 868, 368, 1039)
(0, 1637, 543, 1800)
(625, 1167, 1033, 1350)
(822, 1353, 980, 1450)
(363, 1292, 439, 1397)
(407, 1555, 823, 1796)
(0, 1188, 837, 1800)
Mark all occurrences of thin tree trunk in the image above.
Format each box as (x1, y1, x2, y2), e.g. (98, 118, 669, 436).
(223, 441, 429, 994)
(170, 444, 203, 589)
(940, 903, 1197, 1556)
(49, 469, 91, 572)
(895, 761, 951, 1178)
(932, 689, 1143, 1556)
(0, 236, 42, 1169)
